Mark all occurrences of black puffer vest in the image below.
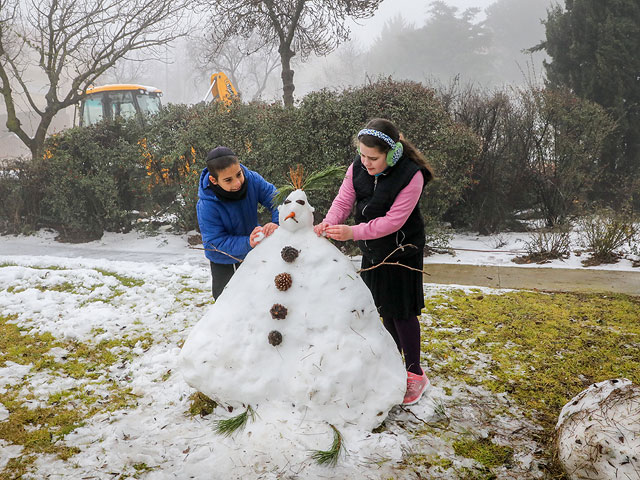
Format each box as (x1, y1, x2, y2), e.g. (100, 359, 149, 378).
(353, 155, 427, 262)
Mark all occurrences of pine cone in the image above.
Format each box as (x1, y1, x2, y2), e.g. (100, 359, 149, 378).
(268, 330, 282, 346)
(281, 246, 300, 263)
(270, 303, 288, 320)
(274, 272, 292, 291)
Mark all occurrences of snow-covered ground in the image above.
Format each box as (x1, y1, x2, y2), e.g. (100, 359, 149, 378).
(1, 227, 638, 271)
(0, 228, 636, 479)
(428, 230, 638, 271)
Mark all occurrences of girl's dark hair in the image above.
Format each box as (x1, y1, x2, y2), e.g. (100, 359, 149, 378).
(357, 118, 434, 182)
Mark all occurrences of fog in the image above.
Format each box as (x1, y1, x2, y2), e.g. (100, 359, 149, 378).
(1, 0, 554, 158)
(145, 0, 554, 104)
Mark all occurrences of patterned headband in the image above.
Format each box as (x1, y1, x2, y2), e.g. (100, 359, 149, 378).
(358, 128, 396, 149)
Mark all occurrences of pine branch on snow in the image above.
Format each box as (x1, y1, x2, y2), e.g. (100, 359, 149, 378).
(310, 424, 345, 466)
(214, 405, 255, 437)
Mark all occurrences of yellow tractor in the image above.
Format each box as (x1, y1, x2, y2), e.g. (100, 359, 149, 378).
(77, 72, 237, 127)
(78, 84, 163, 127)
(202, 72, 238, 104)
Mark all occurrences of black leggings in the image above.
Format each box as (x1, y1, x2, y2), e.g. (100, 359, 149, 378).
(383, 315, 423, 375)
(209, 262, 238, 299)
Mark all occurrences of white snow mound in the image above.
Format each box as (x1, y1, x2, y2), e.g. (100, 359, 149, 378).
(555, 378, 640, 480)
(178, 189, 406, 433)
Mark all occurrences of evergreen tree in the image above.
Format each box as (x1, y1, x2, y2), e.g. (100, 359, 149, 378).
(536, 0, 640, 202)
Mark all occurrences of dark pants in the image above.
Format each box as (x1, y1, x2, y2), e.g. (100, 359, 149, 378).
(382, 315, 423, 376)
(210, 262, 239, 300)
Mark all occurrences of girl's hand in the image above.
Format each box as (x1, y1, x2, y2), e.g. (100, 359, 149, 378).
(262, 222, 278, 236)
(313, 222, 329, 237)
(324, 224, 354, 241)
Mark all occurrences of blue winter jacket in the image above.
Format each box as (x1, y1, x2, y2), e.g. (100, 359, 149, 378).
(197, 164, 278, 264)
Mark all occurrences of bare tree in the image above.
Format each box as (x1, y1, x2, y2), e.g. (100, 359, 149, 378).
(0, 0, 189, 161)
(202, 0, 383, 107)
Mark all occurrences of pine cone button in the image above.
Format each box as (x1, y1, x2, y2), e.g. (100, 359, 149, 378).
(270, 304, 288, 319)
(268, 330, 282, 346)
(274, 272, 292, 291)
(281, 246, 299, 263)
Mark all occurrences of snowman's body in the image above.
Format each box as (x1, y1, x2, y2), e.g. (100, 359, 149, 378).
(179, 189, 406, 432)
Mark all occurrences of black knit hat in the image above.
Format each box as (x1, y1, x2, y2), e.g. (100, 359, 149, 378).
(206, 146, 236, 162)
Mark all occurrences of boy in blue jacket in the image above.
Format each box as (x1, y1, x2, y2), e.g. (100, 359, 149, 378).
(197, 146, 279, 299)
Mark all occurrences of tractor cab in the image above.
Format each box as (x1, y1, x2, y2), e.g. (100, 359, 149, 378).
(78, 84, 162, 127)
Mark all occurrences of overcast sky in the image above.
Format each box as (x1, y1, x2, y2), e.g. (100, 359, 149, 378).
(350, 0, 495, 46)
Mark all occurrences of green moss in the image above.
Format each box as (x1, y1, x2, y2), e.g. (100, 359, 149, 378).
(423, 290, 640, 427)
(27, 265, 69, 271)
(421, 289, 640, 478)
(95, 268, 145, 287)
(453, 437, 513, 468)
(0, 315, 146, 479)
(188, 392, 217, 417)
(133, 462, 153, 472)
(177, 286, 207, 295)
(402, 453, 453, 470)
(0, 314, 62, 367)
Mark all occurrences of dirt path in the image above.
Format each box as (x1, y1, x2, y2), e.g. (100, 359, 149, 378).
(424, 263, 640, 296)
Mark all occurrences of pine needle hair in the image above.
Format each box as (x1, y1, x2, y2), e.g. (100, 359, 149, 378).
(356, 118, 434, 182)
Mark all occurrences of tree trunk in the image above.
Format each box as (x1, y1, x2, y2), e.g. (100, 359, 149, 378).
(279, 48, 295, 108)
(24, 112, 55, 162)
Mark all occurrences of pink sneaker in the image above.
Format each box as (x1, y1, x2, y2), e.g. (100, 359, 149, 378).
(403, 371, 430, 405)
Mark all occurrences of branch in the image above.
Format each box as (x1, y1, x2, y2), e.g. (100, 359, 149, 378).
(357, 244, 431, 276)
(188, 245, 244, 263)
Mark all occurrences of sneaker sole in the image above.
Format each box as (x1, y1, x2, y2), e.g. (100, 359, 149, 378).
(402, 381, 431, 406)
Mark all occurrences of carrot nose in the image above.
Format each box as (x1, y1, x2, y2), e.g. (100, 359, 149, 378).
(284, 211, 298, 222)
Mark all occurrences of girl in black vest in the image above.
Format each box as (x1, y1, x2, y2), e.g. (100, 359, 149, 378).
(314, 118, 434, 405)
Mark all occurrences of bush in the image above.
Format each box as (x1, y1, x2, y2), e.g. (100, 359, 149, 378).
(438, 83, 616, 233)
(0, 159, 44, 234)
(139, 79, 480, 232)
(437, 84, 532, 234)
(578, 210, 637, 265)
(513, 224, 571, 264)
(37, 120, 146, 241)
(1, 79, 481, 239)
(515, 87, 616, 227)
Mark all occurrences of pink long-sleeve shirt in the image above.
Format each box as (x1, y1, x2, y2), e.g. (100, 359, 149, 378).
(323, 163, 424, 241)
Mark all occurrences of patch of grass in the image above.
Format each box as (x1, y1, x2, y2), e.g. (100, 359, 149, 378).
(26, 265, 69, 271)
(401, 453, 453, 471)
(0, 314, 62, 366)
(423, 290, 640, 428)
(421, 289, 640, 477)
(0, 314, 147, 479)
(177, 286, 207, 295)
(453, 437, 513, 468)
(95, 269, 145, 288)
(189, 392, 218, 417)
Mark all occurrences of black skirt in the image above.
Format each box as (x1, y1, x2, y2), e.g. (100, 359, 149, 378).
(360, 249, 424, 319)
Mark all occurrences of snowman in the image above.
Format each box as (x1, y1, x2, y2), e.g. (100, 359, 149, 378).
(178, 188, 407, 465)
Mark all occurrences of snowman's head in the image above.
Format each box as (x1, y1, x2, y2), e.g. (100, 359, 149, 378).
(278, 189, 314, 232)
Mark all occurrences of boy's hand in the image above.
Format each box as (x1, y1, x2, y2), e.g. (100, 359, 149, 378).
(313, 222, 329, 237)
(325, 224, 353, 241)
(249, 226, 264, 248)
(262, 222, 278, 237)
